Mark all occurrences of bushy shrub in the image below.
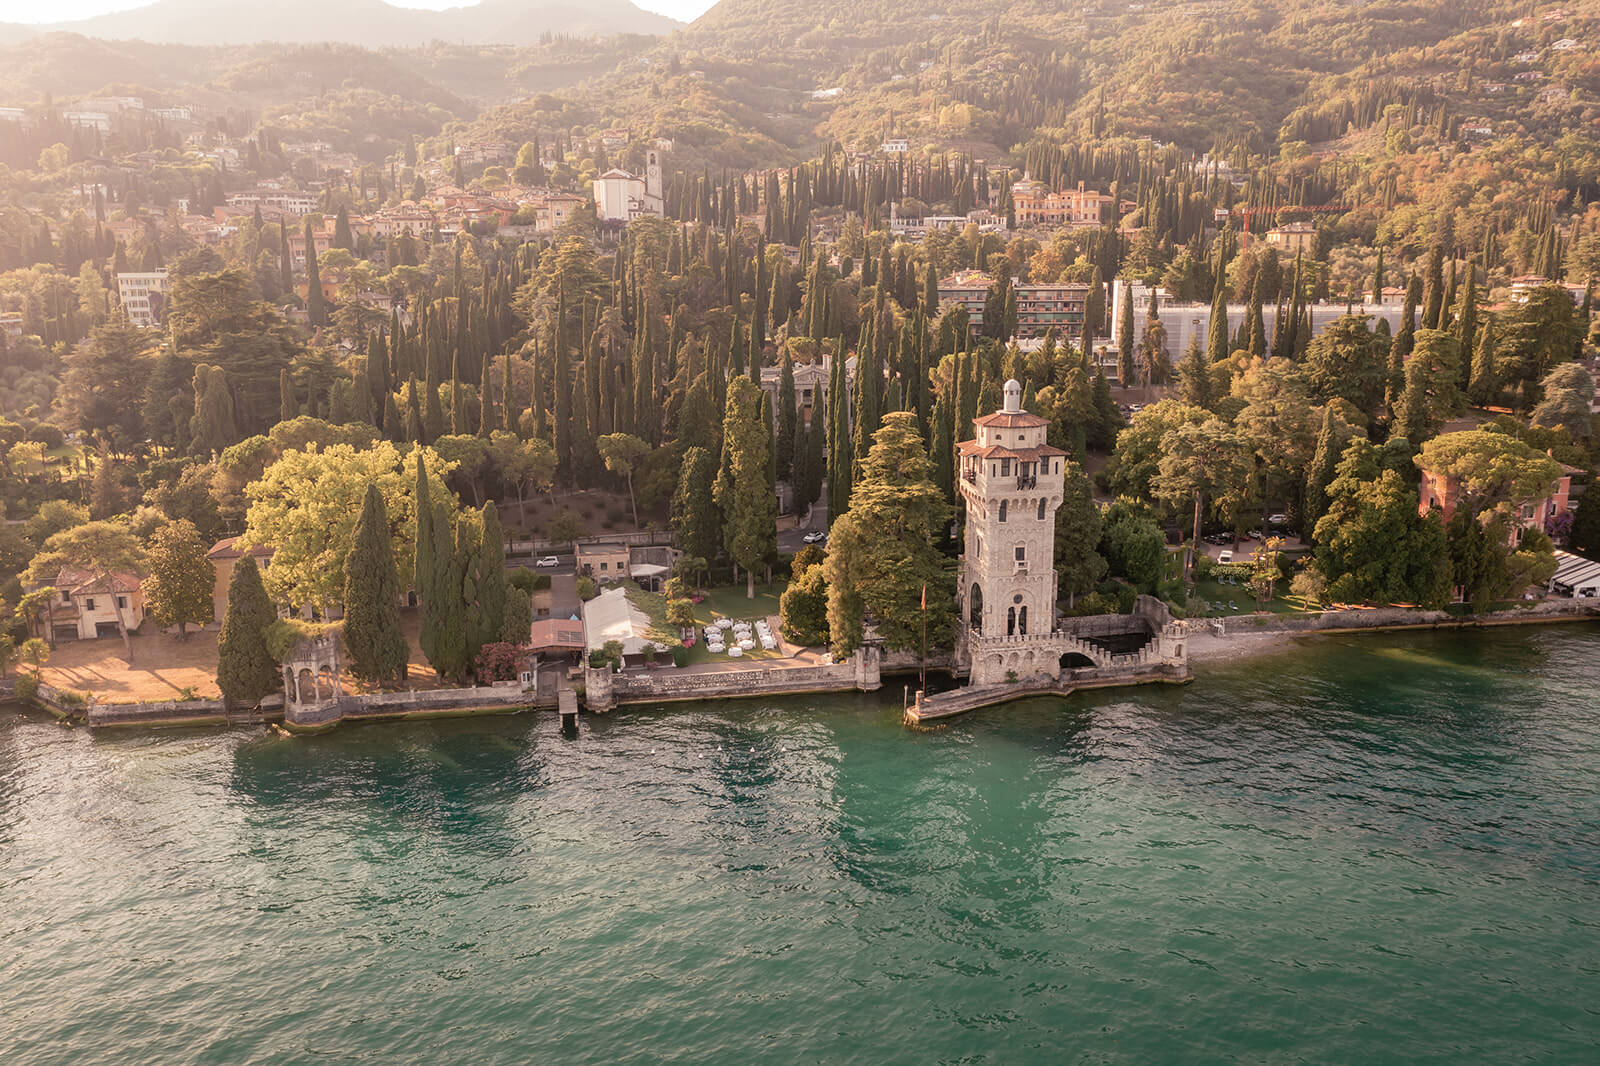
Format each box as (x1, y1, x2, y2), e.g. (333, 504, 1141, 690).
(474, 641, 525, 683)
(576, 575, 597, 601)
(27, 424, 64, 449)
(666, 597, 696, 628)
(670, 645, 689, 668)
(16, 674, 39, 701)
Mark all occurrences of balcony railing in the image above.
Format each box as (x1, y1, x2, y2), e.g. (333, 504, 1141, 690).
(1016, 475, 1036, 490)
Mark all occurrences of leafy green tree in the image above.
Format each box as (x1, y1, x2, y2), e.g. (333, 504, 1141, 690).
(1177, 338, 1211, 409)
(1055, 461, 1107, 608)
(216, 554, 280, 705)
(671, 446, 721, 572)
(597, 432, 650, 528)
(1495, 285, 1583, 411)
(1313, 439, 1451, 608)
(1106, 399, 1208, 500)
(1099, 502, 1165, 593)
(59, 320, 151, 444)
(241, 442, 455, 612)
(1530, 363, 1595, 439)
(1152, 418, 1254, 580)
(1395, 329, 1463, 445)
(190, 364, 238, 455)
(1568, 491, 1600, 558)
(1414, 430, 1563, 517)
(1303, 314, 1386, 423)
(822, 412, 951, 659)
(779, 565, 829, 647)
(1304, 405, 1363, 542)
(20, 636, 49, 680)
(342, 483, 409, 686)
(140, 519, 215, 639)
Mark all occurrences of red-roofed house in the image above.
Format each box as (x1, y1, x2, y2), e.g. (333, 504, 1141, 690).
(44, 566, 145, 642)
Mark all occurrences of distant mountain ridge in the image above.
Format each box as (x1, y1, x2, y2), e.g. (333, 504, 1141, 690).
(25, 0, 680, 47)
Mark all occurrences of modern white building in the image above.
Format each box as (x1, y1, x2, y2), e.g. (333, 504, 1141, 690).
(1107, 279, 1407, 374)
(115, 269, 170, 328)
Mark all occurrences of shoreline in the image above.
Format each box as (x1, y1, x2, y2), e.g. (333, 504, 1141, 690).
(1184, 609, 1599, 667)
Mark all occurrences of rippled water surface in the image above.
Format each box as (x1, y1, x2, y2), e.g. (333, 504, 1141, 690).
(3, 625, 1599, 1064)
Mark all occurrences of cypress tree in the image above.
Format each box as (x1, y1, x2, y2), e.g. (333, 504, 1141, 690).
(1303, 406, 1341, 541)
(476, 502, 507, 654)
(852, 329, 882, 468)
(1453, 264, 1478, 389)
(1206, 276, 1229, 362)
(827, 338, 853, 521)
(216, 554, 279, 706)
(1246, 272, 1266, 358)
(776, 350, 797, 480)
(554, 286, 573, 477)
(278, 223, 292, 300)
(333, 205, 354, 251)
(1116, 283, 1135, 384)
(1421, 244, 1445, 330)
(366, 331, 389, 430)
(1178, 338, 1211, 409)
(305, 220, 326, 328)
(1467, 315, 1497, 407)
(414, 455, 443, 670)
(1371, 245, 1385, 304)
(279, 367, 296, 423)
(406, 375, 426, 444)
(343, 483, 408, 685)
(432, 516, 472, 682)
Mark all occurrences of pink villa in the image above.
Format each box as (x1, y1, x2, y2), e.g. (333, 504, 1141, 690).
(1418, 464, 1575, 538)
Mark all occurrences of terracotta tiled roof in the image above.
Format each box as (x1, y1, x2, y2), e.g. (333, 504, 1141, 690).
(55, 567, 142, 595)
(528, 619, 586, 651)
(206, 535, 274, 561)
(956, 442, 1068, 460)
(972, 410, 1049, 428)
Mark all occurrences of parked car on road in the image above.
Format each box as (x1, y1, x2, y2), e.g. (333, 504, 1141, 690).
(1267, 513, 1288, 526)
(802, 530, 827, 544)
(1217, 550, 1234, 564)
(535, 556, 560, 568)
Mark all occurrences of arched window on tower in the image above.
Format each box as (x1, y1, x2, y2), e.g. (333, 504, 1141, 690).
(1037, 498, 1046, 520)
(998, 499, 1007, 523)
(1007, 607, 1017, 635)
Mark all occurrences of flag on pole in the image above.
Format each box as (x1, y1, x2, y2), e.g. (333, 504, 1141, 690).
(921, 583, 926, 610)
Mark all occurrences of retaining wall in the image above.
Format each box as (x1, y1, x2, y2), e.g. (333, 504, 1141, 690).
(1211, 600, 1598, 637)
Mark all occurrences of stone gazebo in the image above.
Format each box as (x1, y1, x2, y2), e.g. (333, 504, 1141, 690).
(281, 630, 346, 729)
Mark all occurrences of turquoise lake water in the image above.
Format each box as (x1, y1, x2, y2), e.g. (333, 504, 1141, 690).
(3, 624, 1599, 1064)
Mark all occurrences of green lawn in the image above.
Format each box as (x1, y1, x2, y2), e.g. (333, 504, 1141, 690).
(684, 580, 790, 665)
(1187, 578, 1315, 617)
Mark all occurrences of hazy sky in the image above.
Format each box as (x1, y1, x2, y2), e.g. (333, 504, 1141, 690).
(0, 0, 720, 24)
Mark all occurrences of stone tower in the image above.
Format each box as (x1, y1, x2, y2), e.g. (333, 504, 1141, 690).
(644, 149, 664, 214)
(956, 379, 1073, 685)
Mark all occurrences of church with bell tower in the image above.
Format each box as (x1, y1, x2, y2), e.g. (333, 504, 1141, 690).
(956, 379, 1078, 685)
